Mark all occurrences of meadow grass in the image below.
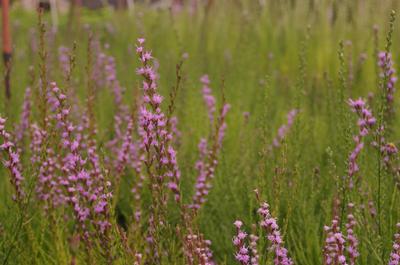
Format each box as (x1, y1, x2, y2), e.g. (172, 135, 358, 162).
(1, 1, 400, 264)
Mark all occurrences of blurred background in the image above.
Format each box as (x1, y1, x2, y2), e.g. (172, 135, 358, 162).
(2, 1, 400, 264)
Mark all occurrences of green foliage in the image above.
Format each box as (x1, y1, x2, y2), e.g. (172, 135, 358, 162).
(1, 0, 400, 264)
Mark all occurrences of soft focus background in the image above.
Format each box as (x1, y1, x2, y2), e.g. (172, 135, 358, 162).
(1, 0, 400, 264)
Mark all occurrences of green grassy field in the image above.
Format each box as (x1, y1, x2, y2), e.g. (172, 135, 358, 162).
(1, 1, 400, 264)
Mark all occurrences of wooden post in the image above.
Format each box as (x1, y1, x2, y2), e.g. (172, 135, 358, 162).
(2, 0, 12, 100)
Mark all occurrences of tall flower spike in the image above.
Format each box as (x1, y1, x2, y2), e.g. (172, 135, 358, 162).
(345, 203, 359, 265)
(270, 109, 298, 151)
(232, 221, 259, 265)
(200, 74, 216, 125)
(389, 223, 400, 265)
(183, 229, 216, 265)
(36, 146, 63, 208)
(217, 103, 231, 148)
(378, 52, 397, 115)
(135, 37, 181, 202)
(136, 38, 182, 261)
(249, 231, 259, 265)
(58, 46, 71, 80)
(233, 220, 250, 265)
(375, 52, 399, 172)
(102, 50, 133, 181)
(347, 98, 376, 189)
(190, 75, 230, 210)
(0, 117, 25, 201)
(49, 82, 112, 241)
(258, 202, 293, 265)
(323, 217, 347, 265)
(15, 87, 32, 144)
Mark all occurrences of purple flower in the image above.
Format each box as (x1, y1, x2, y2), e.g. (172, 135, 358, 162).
(232, 220, 250, 265)
(249, 233, 259, 265)
(345, 204, 359, 265)
(270, 109, 298, 150)
(348, 98, 365, 110)
(190, 75, 230, 210)
(58, 46, 71, 80)
(200, 74, 216, 125)
(135, 39, 182, 201)
(389, 223, 400, 265)
(258, 202, 293, 265)
(184, 230, 216, 265)
(15, 87, 32, 145)
(234, 220, 243, 229)
(378, 52, 397, 113)
(0, 117, 25, 201)
(348, 98, 375, 189)
(323, 217, 347, 265)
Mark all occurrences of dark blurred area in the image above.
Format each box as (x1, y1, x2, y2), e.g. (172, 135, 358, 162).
(13, 0, 167, 10)
(82, 0, 128, 9)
